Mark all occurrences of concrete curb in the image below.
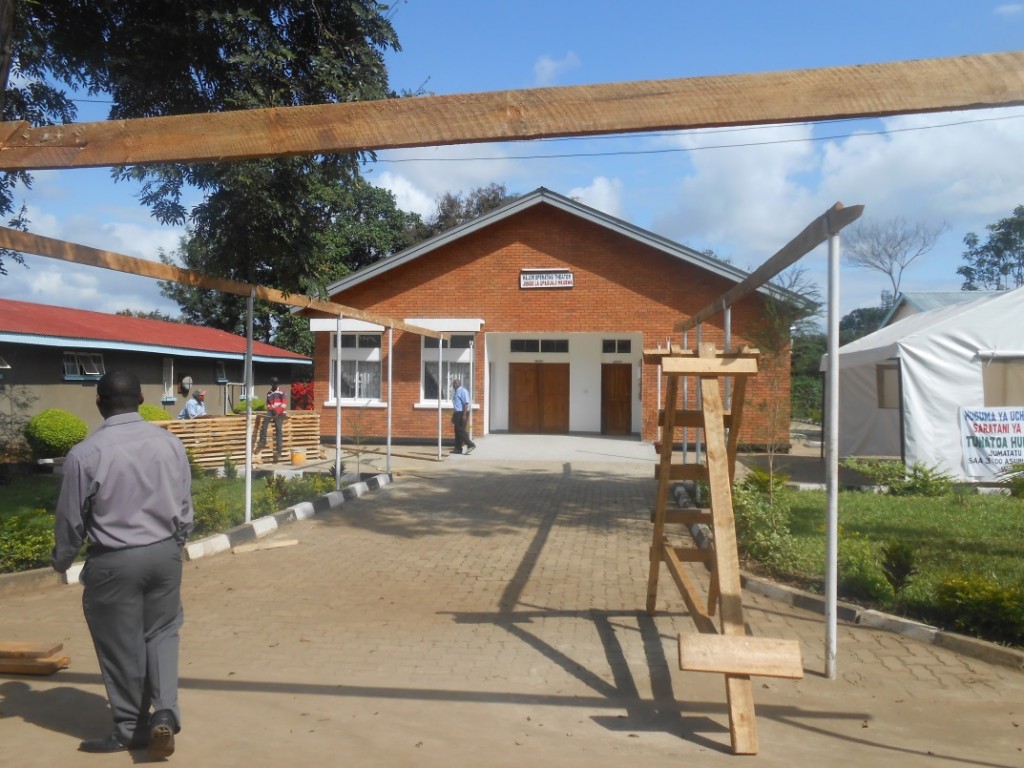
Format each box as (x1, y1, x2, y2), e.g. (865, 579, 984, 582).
(667, 481, 1024, 672)
(0, 473, 393, 593)
(183, 472, 392, 563)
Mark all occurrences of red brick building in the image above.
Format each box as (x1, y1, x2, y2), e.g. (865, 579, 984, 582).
(307, 188, 796, 447)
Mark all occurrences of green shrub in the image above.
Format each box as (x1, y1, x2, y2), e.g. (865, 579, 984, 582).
(880, 539, 918, 597)
(0, 512, 55, 573)
(838, 533, 892, 603)
(191, 482, 243, 537)
(933, 573, 1024, 646)
(24, 409, 88, 458)
(1000, 462, 1024, 498)
(733, 479, 795, 574)
(139, 402, 173, 421)
(232, 398, 265, 414)
(841, 458, 954, 496)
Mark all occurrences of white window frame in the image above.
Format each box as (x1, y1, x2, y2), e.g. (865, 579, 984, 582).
(62, 351, 106, 380)
(328, 332, 384, 404)
(162, 358, 175, 402)
(420, 334, 474, 406)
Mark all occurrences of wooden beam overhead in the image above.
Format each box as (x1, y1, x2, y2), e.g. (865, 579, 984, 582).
(1, 51, 1022, 171)
(0, 227, 443, 339)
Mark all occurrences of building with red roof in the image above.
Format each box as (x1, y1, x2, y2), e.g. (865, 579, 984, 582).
(0, 298, 309, 432)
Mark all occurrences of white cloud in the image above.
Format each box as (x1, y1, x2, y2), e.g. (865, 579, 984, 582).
(368, 144, 526, 218)
(533, 52, 581, 87)
(568, 177, 624, 218)
(995, 4, 1024, 16)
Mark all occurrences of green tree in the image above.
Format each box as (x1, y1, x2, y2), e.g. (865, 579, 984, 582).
(1, 1, 400, 290)
(839, 304, 888, 343)
(409, 183, 520, 240)
(957, 205, 1024, 290)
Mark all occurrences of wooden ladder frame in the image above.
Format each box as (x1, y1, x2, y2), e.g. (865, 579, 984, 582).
(645, 343, 802, 755)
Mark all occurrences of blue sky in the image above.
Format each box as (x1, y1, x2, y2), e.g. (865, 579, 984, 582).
(3, 0, 1024, 318)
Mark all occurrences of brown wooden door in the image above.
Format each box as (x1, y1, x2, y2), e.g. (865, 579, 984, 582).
(601, 363, 632, 434)
(508, 362, 570, 433)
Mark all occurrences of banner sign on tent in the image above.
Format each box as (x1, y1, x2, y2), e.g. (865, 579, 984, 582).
(959, 406, 1024, 478)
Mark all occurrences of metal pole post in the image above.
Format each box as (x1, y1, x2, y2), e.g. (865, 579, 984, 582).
(386, 326, 393, 475)
(468, 338, 475, 441)
(825, 228, 842, 679)
(437, 336, 443, 460)
(244, 289, 254, 523)
(335, 315, 343, 490)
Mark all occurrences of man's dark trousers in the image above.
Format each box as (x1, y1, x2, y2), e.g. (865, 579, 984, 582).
(81, 537, 184, 743)
(452, 412, 475, 453)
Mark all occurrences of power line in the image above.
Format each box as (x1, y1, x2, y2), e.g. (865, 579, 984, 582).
(372, 111, 1024, 163)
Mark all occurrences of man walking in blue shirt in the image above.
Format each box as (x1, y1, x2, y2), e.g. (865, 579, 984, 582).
(450, 378, 476, 455)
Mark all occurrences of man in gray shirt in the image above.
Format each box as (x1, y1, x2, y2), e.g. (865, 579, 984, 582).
(52, 370, 193, 758)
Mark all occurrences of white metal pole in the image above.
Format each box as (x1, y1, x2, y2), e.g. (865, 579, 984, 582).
(437, 336, 443, 460)
(468, 338, 475, 441)
(244, 289, 254, 523)
(724, 305, 732, 408)
(682, 331, 689, 464)
(335, 315, 343, 490)
(825, 228, 842, 679)
(386, 326, 393, 475)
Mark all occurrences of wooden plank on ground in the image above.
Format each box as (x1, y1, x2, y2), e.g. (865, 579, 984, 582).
(0, 655, 70, 676)
(0, 642, 63, 659)
(678, 634, 804, 678)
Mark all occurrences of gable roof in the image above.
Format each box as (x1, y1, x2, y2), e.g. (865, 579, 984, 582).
(0, 298, 309, 364)
(325, 187, 804, 305)
(880, 290, 1002, 327)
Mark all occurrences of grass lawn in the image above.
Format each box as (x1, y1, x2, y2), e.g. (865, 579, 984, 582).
(785, 490, 1024, 590)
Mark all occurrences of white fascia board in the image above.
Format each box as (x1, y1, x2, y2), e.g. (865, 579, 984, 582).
(0, 333, 309, 365)
(404, 318, 485, 332)
(308, 318, 385, 333)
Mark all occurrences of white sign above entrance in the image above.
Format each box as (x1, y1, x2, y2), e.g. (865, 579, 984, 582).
(520, 270, 574, 289)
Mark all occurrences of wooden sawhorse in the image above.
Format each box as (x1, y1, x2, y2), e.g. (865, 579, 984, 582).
(644, 343, 803, 755)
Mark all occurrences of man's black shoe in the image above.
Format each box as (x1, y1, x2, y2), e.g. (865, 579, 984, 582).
(79, 733, 133, 753)
(148, 709, 177, 759)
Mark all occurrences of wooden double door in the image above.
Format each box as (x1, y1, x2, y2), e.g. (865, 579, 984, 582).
(509, 363, 569, 433)
(508, 362, 633, 434)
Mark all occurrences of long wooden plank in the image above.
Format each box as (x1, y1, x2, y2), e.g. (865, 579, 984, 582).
(699, 344, 759, 755)
(0, 227, 443, 339)
(2, 52, 1023, 171)
(649, 508, 713, 525)
(659, 409, 732, 429)
(646, 374, 679, 615)
(654, 463, 707, 481)
(0, 642, 63, 659)
(678, 634, 803, 679)
(675, 202, 863, 333)
(662, 542, 718, 635)
(660, 356, 759, 375)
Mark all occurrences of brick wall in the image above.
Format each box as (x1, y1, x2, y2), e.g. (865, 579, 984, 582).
(310, 204, 790, 446)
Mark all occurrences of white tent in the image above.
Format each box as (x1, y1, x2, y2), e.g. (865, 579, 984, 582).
(824, 287, 1024, 481)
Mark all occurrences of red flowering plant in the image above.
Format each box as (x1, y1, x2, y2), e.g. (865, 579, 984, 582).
(290, 381, 314, 410)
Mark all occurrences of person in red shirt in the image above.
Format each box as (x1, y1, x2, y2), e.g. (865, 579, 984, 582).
(255, 378, 288, 461)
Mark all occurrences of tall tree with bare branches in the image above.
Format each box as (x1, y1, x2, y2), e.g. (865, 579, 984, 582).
(844, 216, 949, 298)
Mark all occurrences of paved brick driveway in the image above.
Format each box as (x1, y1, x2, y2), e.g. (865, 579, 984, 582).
(2, 455, 1022, 766)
